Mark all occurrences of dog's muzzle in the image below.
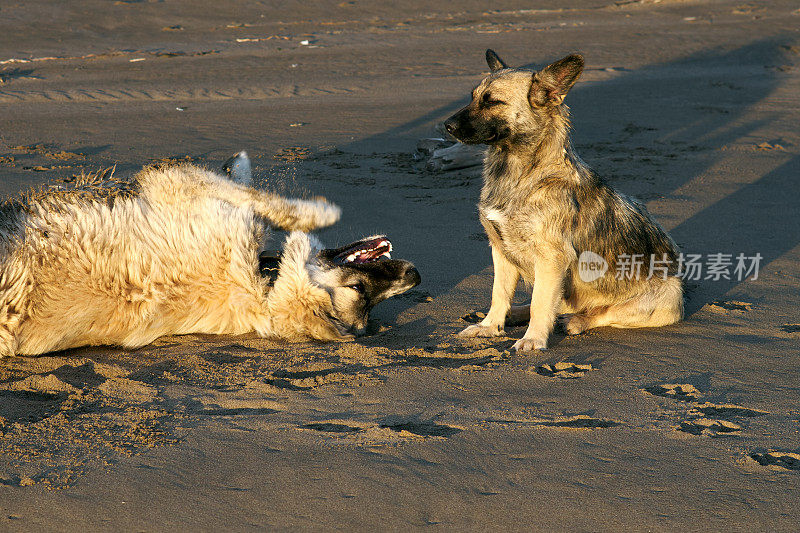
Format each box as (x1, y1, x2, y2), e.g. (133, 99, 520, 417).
(403, 264, 422, 288)
(443, 107, 504, 145)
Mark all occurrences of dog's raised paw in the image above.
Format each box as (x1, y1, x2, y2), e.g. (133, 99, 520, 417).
(290, 197, 341, 230)
(458, 324, 503, 338)
(309, 197, 341, 227)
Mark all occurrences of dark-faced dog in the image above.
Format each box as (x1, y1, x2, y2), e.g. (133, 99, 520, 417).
(261, 234, 421, 337)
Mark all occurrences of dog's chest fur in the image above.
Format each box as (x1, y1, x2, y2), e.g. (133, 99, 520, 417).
(477, 154, 567, 271)
(476, 145, 680, 287)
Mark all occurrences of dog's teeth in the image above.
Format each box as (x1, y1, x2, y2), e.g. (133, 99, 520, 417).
(383, 252, 391, 259)
(346, 253, 357, 262)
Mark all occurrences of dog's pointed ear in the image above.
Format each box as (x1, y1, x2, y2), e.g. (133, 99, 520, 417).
(485, 49, 508, 72)
(529, 54, 584, 107)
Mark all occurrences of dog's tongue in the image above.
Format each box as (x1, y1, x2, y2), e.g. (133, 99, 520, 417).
(334, 237, 392, 264)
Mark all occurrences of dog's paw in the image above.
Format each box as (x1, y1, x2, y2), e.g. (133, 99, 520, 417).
(308, 197, 341, 228)
(291, 197, 341, 230)
(513, 335, 548, 353)
(558, 314, 588, 335)
(458, 323, 503, 338)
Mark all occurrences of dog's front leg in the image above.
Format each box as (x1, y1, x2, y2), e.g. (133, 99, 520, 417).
(513, 256, 566, 352)
(459, 244, 519, 337)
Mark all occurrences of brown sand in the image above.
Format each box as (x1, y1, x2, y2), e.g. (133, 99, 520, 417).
(1, 1, 799, 530)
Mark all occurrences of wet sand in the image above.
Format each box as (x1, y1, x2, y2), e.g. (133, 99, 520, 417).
(1, 1, 799, 530)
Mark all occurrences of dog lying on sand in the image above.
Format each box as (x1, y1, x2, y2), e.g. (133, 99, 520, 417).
(0, 152, 419, 357)
(446, 50, 683, 351)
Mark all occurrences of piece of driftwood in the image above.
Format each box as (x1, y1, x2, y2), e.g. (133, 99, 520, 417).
(426, 142, 485, 171)
(415, 123, 486, 172)
(414, 138, 451, 159)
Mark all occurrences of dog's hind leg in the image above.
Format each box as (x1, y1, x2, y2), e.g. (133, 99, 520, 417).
(142, 164, 340, 232)
(218, 151, 339, 231)
(243, 189, 340, 232)
(206, 177, 340, 232)
(0, 267, 31, 357)
(561, 277, 684, 334)
(0, 317, 19, 358)
(460, 245, 519, 337)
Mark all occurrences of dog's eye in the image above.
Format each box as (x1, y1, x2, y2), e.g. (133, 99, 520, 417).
(347, 282, 365, 294)
(482, 93, 505, 106)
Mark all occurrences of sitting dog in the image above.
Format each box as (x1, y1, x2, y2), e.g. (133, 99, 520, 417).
(446, 50, 683, 351)
(0, 153, 419, 357)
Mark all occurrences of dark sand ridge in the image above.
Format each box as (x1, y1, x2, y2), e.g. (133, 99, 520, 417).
(1, 1, 800, 530)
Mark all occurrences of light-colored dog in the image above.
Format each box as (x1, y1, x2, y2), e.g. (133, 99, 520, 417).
(445, 50, 683, 351)
(0, 153, 419, 357)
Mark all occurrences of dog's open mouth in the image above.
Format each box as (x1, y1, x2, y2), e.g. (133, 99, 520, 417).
(333, 237, 392, 264)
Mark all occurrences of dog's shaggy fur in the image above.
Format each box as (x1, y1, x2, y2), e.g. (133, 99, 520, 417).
(0, 161, 418, 357)
(446, 50, 683, 351)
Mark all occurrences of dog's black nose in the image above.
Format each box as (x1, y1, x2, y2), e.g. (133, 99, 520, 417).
(443, 119, 457, 135)
(404, 265, 421, 288)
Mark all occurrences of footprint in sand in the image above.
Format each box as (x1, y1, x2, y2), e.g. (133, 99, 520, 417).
(487, 415, 620, 430)
(379, 421, 462, 438)
(461, 311, 486, 323)
(691, 402, 768, 418)
(645, 383, 702, 401)
(0, 474, 37, 487)
(707, 300, 753, 314)
(533, 362, 594, 379)
(302, 422, 366, 434)
(749, 451, 800, 471)
(646, 384, 767, 437)
(679, 418, 741, 437)
(299, 419, 462, 440)
(677, 402, 768, 437)
(266, 369, 370, 390)
(540, 415, 620, 429)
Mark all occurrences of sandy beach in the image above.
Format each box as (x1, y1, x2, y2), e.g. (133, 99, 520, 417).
(1, 1, 799, 530)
